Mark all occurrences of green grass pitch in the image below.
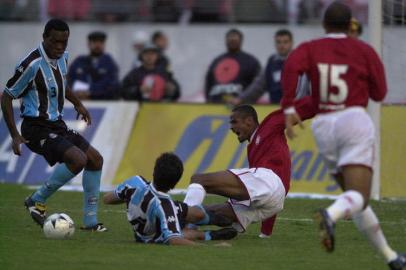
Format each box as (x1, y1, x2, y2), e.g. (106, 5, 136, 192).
(0, 183, 405, 270)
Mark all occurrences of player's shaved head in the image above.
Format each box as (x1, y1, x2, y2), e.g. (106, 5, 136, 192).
(323, 2, 352, 32)
(153, 152, 184, 192)
(232, 104, 259, 124)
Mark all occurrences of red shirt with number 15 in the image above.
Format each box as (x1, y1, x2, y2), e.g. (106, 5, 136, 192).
(281, 33, 387, 113)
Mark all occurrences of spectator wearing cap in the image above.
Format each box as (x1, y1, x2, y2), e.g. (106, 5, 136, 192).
(121, 44, 181, 102)
(132, 31, 149, 69)
(68, 31, 119, 100)
(151, 31, 171, 71)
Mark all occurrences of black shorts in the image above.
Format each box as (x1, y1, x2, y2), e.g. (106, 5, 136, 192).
(174, 201, 188, 229)
(21, 117, 90, 166)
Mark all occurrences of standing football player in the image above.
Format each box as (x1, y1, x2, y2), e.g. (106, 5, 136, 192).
(1, 19, 107, 232)
(281, 2, 405, 269)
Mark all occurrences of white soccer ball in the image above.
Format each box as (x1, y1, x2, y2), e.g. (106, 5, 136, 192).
(43, 213, 75, 239)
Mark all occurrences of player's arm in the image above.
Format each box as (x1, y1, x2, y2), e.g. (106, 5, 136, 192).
(1, 60, 36, 155)
(1, 92, 28, 155)
(366, 47, 387, 101)
(103, 191, 125, 205)
(280, 43, 311, 139)
(66, 87, 92, 125)
(168, 237, 201, 246)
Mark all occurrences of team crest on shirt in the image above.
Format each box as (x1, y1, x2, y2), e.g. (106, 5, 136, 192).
(17, 65, 24, 73)
(255, 135, 261, 145)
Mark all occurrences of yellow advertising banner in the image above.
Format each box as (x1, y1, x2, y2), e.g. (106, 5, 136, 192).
(380, 106, 406, 198)
(115, 103, 340, 195)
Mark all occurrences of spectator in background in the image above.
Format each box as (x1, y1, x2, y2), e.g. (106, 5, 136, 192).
(68, 31, 119, 100)
(205, 29, 261, 103)
(151, 31, 171, 70)
(227, 29, 309, 105)
(348, 17, 363, 38)
(131, 30, 149, 69)
(121, 44, 180, 102)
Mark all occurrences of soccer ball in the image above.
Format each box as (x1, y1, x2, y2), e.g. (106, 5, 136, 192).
(43, 213, 75, 239)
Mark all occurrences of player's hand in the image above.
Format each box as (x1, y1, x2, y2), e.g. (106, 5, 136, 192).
(285, 112, 303, 140)
(12, 134, 28, 156)
(75, 104, 92, 125)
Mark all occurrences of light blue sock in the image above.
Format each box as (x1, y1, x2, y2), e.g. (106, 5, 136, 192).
(31, 163, 75, 203)
(82, 169, 101, 227)
(204, 231, 212, 241)
(194, 205, 210, 225)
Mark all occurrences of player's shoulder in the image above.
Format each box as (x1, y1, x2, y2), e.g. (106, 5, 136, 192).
(17, 47, 42, 71)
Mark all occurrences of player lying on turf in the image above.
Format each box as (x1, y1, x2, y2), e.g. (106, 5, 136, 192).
(182, 96, 316, 236)
(103, 152, 238, 245)
(281, 2, 406, 269)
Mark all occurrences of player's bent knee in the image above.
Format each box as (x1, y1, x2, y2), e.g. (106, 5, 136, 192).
(86, 148, 104, 170)
(64, 147, 87, 174)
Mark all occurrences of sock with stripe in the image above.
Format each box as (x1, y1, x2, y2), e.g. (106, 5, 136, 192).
(82, 169, 101, 227)
(353, 206, 398, 262)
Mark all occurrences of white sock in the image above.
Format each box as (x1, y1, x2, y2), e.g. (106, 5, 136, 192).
(326, 190, 364, 222)
(183, 183, 206, 206)
(353, 206, 398, 262)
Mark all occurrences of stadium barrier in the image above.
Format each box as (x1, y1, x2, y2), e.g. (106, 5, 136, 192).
(0, 101, 138, 189)
(1, 102, 405, 198)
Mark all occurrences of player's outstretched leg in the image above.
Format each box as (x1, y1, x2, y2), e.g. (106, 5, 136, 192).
(80, 146, 106, 232)
(25, 148, 86, 226)
(353, 206, 405, 269)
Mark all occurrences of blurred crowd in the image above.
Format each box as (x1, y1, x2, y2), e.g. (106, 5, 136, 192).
(0, 0, 376, 24)
(62, 17, 362, 103)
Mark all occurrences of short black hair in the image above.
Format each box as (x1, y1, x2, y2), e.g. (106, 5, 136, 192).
(153, 152, 184, 192)
(88, 31, 107, 41)
(151, 31, 165, 43)
(323, 1, 352, 31)
(232, 104, 259, 124)
(226, 28, 243, 40)
(44, 19, 69, 37)
(275, 29, 293, 40)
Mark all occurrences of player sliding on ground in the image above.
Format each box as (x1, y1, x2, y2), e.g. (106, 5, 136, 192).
(103, 152, 238, 245)
(1, 19, 106, 232)
(281, 2, 406, 269)
(182, 96, 316, 236)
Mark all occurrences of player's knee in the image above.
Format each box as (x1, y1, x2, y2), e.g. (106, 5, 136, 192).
(92, 150, 104, 170)
(72, 152, 87, 173)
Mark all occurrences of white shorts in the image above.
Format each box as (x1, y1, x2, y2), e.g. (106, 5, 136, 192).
(228, 168, 286, 232)
(311, 107, 375, 174)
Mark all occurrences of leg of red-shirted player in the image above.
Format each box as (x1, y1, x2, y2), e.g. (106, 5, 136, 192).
(353, 206, 398, 263)
(260, 215, 277, 238)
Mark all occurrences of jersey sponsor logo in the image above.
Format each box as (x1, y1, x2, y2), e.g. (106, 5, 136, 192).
(255, 135, 261, 145)
(17, 65, 24, 73)
(167, 216, 176, 223)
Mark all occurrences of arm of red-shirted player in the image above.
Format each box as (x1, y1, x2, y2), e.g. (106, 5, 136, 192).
(280, 44, 312, 139)
(366, 47, 388, 102)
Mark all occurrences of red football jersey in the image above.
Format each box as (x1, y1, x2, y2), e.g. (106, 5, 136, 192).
(281, 34, 387, 113)
(247, 97, 316, 193)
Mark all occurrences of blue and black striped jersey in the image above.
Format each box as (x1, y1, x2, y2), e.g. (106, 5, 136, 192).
(114, 176, 183, 244)
(4, 43, 68, 121)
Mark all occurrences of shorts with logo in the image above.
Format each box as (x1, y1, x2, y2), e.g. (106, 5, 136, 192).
(311, 107, 375, 174)
(21, 117, 90, 166)
(228, 167, 286, 232)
